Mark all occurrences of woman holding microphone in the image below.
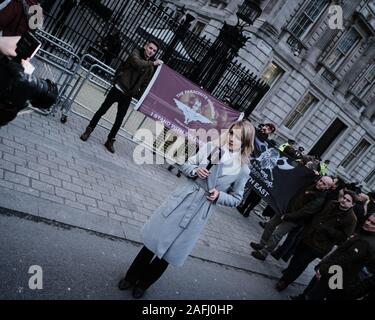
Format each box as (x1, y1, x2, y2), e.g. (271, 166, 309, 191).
(118, 120, 255, 298)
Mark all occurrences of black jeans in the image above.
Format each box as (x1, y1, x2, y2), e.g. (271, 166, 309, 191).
(262, 205, 276, 218)
(277, 225, 304, 261)
(238, 190, 261, 216)
(124, 246, 169, 290)
(89, 86, 132, 140)
(280, 242, 322, 285)
(302, 275, 328, 300)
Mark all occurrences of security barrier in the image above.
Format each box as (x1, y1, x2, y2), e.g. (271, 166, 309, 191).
(31, 29, 80, 116)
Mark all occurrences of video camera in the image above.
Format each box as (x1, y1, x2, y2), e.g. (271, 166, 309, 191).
(0, 32, 58, 126)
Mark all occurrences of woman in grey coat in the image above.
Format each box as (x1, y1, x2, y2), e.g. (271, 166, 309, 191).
(118, 120, 255, 298)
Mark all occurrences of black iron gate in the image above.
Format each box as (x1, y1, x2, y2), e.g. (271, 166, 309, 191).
(41, 0, 269, 116)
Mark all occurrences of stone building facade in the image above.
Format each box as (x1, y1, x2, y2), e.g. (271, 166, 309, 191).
(166, 0, 375, 191)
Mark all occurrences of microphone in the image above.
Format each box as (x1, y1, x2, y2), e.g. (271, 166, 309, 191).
(206, 147, 222, 171)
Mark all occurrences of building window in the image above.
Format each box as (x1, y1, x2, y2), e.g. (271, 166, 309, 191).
(324, 28, 361, 72)
(340, 139, 371, 169)
(284, 92, 318, 129)
(192, 21, 206, 36)
(365, 168, 375, 185)
(260, 62, 284, 87)
(352, 64, 375, 99)
(289, 0, 327, 40)
(370, 0, 375, 14)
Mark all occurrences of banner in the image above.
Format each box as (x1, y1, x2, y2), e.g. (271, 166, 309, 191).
(134, 65, 243, 144)
(247, 137, 316, 215)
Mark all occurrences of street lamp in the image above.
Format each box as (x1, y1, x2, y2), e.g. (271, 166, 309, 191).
(162, 10, 195, 63)
(217, 0, 263, 58)
(190, 0, 263, 92)
(236, 0, 262, 27)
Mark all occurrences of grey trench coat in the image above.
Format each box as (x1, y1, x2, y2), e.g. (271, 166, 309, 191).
(141, 144, 250, 266)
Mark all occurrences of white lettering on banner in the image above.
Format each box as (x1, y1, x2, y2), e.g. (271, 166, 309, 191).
(252, 182, 270, 197)
(249, 164, 274, 189)
(181, 90, 209, 101)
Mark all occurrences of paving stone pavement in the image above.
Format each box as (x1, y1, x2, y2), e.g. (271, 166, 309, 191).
(0, 110, 316, 289)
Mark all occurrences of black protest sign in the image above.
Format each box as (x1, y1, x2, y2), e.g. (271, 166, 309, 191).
(247, 137, 316, 215)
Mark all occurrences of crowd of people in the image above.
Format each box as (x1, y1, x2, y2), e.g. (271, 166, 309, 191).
(238, 123, 375, 300)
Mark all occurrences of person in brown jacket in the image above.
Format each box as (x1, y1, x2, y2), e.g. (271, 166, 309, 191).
(275, 190, 357, 291)
(80, 40, 163, 153)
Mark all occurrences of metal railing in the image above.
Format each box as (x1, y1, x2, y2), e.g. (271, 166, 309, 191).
(31, 29, 81, 116)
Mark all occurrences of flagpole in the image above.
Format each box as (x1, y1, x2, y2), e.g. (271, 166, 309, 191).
(237, 112, 245, 121)
(133, 64, 163, 111)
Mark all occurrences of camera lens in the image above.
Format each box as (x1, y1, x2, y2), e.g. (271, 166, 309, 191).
(30, 78, 58, 109)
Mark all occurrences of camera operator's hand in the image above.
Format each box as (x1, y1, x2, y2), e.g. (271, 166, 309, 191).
(0, 36, 21, 57)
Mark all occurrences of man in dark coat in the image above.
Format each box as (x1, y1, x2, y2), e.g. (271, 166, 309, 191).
(80, 40, 163, 153)
(273, 176, 346, 262)
(275, 190, 357, 291)
(250, 176, 333, 261)
(290, 213, 375, 300)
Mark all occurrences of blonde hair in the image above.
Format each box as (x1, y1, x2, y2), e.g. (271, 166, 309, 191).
(216, 120, 255, 164)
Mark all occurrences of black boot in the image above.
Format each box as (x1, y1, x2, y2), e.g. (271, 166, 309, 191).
(259, 221, 267, 229)
(237, 206, 244, 214)
(80, 127, 93, 141)
(251, 250, 267, 261)
(275, 280, 289, 291)
(132, 286, 146, 299)
(118, 278, 134, 291)
(250, 242, 264, 251)
(270, 247, 283, 260)
(104, 138, 116, 153)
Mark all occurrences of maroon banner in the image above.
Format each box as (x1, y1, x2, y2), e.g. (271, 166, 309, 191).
(134, 65, 242, 143)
